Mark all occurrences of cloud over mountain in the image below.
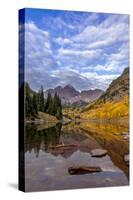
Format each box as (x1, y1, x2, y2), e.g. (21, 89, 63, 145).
(22, 9, 129, 91)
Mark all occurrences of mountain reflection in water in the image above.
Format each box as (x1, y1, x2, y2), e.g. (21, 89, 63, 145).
(25, 121, 129, 192)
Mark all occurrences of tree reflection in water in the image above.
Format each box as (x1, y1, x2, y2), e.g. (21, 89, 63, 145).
(25, 123, 62, 157)
(25, 121, 129, 179)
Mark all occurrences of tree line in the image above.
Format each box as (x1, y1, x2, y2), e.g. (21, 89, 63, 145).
(24, 82, 62, 120)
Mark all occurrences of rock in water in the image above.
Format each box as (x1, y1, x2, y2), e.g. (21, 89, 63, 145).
(123, 135, 129, 140)
(124, 154, 129, 163)
(121, 132, 129, 136)
(90, 149, 107, 157)
(68, 166, 102, 175)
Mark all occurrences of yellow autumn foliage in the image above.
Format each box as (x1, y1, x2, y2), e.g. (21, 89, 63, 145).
(81, 96, 129, 120)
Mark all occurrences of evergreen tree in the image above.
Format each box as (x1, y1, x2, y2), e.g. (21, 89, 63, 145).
(52, 93, 58, 115)
(25, 83, 33, 116)
(56, 106, 62, 120)
(47, 93, 53, 114)
(38, 89, 63, 119)
(38, 85, 45, 112)
(32, 93, 38, 114)
(56, 95, 62, 120)
(45, 92, 52, 113)
(52, 93, 62, 119)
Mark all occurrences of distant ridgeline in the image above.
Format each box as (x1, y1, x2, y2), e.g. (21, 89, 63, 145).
(20, 67, 129, 121)
(21, 82, 62, 120)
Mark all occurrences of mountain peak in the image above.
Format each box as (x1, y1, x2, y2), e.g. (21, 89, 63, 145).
(63, 85, 79, 98)
(45, 85, 103, 105)
(55, 86, 62, 90)
(64, 84, 75, 90)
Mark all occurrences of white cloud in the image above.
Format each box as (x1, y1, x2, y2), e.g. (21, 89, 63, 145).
(57, 48, 102, 58)
(50, 69, 94, 91)
(81, 71, 119, 89)
(53, 13, 129, 79)
(94, 73, 120, 89)
(23, 13, 129, 91)
(72, 17, 129, 50)
(52, 17, 75, 30)
(81, 71, 97, 78)
(54, 37, 71, 45)
(24, 21, 59, 90)
(97, 42, 130, 73)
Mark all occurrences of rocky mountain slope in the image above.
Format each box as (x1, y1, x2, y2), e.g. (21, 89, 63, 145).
(45, 85, 103, 105)
(81, 67, 129, 120)
(99, 67, 129, 103)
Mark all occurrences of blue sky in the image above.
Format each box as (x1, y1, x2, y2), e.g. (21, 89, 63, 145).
(21, 8, 129, 91)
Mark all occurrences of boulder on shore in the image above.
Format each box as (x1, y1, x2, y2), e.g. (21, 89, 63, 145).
(68, 166, 102, 175)
(90, 149, 107, 157)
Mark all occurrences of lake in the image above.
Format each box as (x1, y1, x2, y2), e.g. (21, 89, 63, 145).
(24, 121, 129, 192)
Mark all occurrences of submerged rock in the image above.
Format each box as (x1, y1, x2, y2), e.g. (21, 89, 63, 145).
(120, 131, 129, 140)
(121, 132, 129, 135)
(68, 166, 102, 175)
(90, 149, 107, 157)
(123, 135, 129, 140)
(124, 154, 129, 164)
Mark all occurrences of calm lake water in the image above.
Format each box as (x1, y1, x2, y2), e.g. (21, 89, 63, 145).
(25, 121, 129, 192)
